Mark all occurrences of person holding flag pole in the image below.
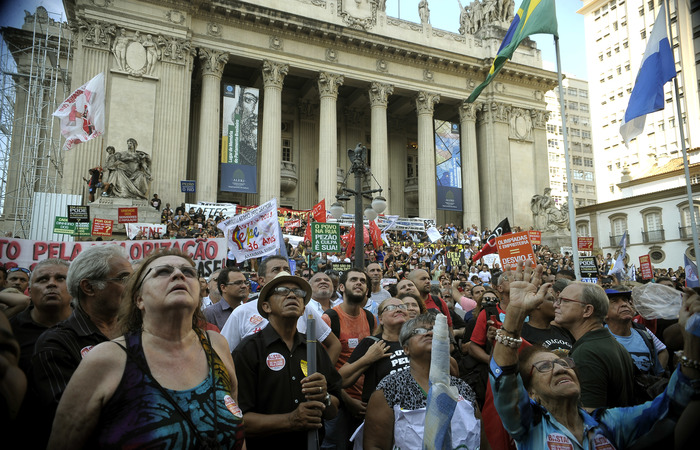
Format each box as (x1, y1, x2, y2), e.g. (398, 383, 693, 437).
(467, 1, 583, 279)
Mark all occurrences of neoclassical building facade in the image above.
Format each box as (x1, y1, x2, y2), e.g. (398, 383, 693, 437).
(14, 0, 559, 229)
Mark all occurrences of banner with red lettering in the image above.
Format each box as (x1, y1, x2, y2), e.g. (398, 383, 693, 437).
(578, 237, 594, 251)
(126, 223, 167, 240)
(312, 199, 326, 223)
(284, 219, 301, 230)
(528, 230, 541, 245)
(0, 237, 227, 277)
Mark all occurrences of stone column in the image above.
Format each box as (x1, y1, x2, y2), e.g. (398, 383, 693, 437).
(259, 60, 289, 204)
(415, 91, 440, 220)
(196, 48, 228, 203)
(317, 72, 344, 206)
(459, 101, 481, 228)
(369, 82, 394, 213)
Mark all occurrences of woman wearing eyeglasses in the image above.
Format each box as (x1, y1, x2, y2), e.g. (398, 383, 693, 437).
(341, 298, 410, 404)
(48, 250, 244, 449)
(363, 313, 481, 449)
(491, 262, 700, 449)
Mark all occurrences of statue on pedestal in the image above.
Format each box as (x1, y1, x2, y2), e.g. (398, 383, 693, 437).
(531, 188, 570, 232)
(102, 138, 152, 199)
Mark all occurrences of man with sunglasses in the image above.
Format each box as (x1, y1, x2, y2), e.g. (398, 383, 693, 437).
(203, 267, 249, 330)
(7, 267, 31, 293)
(233, 271, 341, 449)
(554, 281, 635, 410)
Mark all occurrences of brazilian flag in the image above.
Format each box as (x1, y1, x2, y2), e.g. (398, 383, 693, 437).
(467, 0, 558, 103)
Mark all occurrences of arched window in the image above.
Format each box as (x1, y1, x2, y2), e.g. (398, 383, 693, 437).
(641, 208, 664, 243)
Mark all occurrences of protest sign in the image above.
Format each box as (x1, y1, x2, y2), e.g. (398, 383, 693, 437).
(217, 198, 280, 263)
(68, 205, 89, 223)
(639, 254, 654, 280)
(284, 219, 301, 230)
(91, 218, 113, 237)
(118, 207, 138, 223)
(331, 262, 352, 274)
(74, 222, 91, 237)
(312, 222, 340, 253)
(0, 237, 227, 277)
(578, 237, 594, 251)
(185, 202, 237, 219)
(426, 226, 442, 243)
(445, 251, 466, 267)
(495, 231, 535, 267)
(125, 223, 167, 239)
(53, 217, 75, 235)
(579, 256, 599, 278)
(528, 230, 541, 245)
(482, 253, 501, 269)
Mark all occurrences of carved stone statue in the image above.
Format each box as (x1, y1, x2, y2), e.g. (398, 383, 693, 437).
(103, 138, 152, 199)
(531, 188, 570, 231)
(458, 0, 515, 35)
(419, 0, 430, 24)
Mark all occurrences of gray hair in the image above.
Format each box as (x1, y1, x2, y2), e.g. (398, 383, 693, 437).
(29, 259, 70, 287)
(67, 245, 128, 302)
(580, 282, 609, 324)
(399, 313, 436, 348)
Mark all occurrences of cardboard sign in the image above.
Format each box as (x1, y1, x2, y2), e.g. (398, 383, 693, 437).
(639, 254, 654, 280)
(528, 230, 541, 245)
(125, 223, 167, 240)
(312, 222, 340, 252)
(495, 231, 536, 267)
(74, 222, 91, 236)
(53, 217, 76, 235)
(579, 256, 599, 278)
(67, 205, 89, 223)
(118, 207, 138, 223)
(91, 218, 113, 236)
(578, 237, 594, 251)
(331, 262, 352, 274)
(446, 251, 466, 267)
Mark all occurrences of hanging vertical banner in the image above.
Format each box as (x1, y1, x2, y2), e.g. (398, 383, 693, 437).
(221, 84, 259, 193)
(434, 120, 463, 211)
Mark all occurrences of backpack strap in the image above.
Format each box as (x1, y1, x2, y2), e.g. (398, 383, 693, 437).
(324, 309, 340, 338)
(363, 308, 376, 334)
(632, 326, 662, 374)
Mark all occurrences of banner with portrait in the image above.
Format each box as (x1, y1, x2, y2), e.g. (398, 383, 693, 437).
(221, 84, 259, 193)
(434, 120, 463, 211)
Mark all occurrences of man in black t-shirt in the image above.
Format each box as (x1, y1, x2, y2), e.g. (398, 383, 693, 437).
(521, 279, 573, 354)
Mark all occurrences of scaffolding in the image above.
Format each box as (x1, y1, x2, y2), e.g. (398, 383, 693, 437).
(0, 7, 71, 238)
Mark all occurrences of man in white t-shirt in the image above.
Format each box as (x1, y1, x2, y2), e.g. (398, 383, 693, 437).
(478, 266, 492, 284)
(367, 262, 390, 308)
(219, 255, 341, 364)
(308, 271, 343, 314)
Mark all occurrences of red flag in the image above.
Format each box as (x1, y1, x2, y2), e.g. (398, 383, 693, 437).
(472, 218, 511, 262)
(345, 226, 356, 259)
(369, 221, 382, 248)
(312, 199, 326, 223)
(363, 225, 370, 244)
(303, 222, 312, 244)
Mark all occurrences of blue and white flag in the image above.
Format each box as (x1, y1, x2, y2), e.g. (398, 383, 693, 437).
(619, 4, 676, 146)
(608, 231, 628, 278)
(685, 254, 699, 288)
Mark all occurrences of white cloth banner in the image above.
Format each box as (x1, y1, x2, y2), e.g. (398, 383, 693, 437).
(0, 237, 227, 277)
(217, 198, 280, 262)
(126, 223, 167, 240)
(185, 202, 237, 219)
(52, 73, 105, 150)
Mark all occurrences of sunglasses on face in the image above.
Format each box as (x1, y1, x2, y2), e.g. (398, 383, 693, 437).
(529, 357, 576, 376)
(8, 267, 30, 275)
(272, 286, 307, 298)
(381, 304, 407, 314)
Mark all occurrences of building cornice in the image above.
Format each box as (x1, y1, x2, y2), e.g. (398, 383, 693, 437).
(576, 184, 700, 215)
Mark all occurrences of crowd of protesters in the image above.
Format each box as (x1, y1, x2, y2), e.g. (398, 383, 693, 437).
(1, 214, 699, 449)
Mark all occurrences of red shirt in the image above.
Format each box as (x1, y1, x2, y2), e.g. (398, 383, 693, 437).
(470, 305, 506, 346)
(424, 294, 453, 327)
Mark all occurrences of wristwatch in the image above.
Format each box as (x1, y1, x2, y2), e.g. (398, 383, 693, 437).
(324, 392, 332, 407)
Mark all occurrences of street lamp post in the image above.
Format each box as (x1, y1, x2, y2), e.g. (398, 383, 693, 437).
(330, 143, 386, 269)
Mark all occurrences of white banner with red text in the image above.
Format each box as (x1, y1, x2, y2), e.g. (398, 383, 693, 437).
(217, 198, 280, 263)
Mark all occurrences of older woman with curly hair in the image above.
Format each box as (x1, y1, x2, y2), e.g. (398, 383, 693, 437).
(49, 250, 244, 449)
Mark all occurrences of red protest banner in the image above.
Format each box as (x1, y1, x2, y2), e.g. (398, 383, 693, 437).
(639, 254, 654, 279)
(578, 237, 594, 251)
(496, 231, 536, 267)
(528, 230, 541, 245)
(118, 207, 138, 223)
(91, 218, 113, 236)
(312, 199, 326, 223)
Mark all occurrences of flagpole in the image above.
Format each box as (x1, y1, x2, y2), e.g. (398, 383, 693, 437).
(554, 35, 581, 280)
(665, 0, 700, 267)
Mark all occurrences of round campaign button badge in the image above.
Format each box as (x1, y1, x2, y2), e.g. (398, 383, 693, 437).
(224, 395, 243, 418)
(266, 352, 286, 371)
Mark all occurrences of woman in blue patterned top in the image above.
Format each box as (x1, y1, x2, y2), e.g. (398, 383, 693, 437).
(49, 250, 244, 449)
